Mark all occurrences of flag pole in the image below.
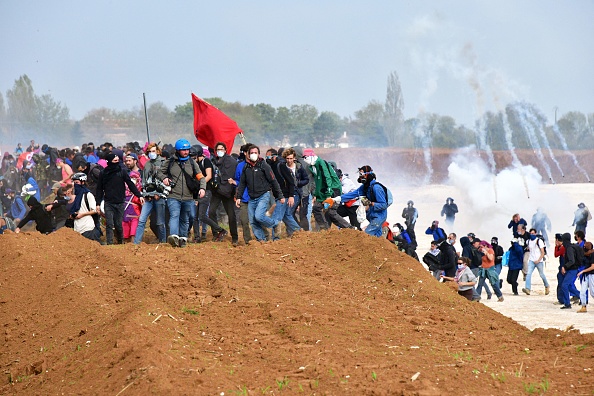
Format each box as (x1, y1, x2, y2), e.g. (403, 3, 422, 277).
(143, 93, 151, 143)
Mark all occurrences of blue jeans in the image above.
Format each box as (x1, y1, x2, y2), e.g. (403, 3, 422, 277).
(134, 198, 166, 244)
(477, 267, 503, 298)
(271, 197, 301, 239)
(248, 192, 277, 241)
(525, 260, 550, 290)
(561, 269, 579, 306)
(167, 198, 194, 238)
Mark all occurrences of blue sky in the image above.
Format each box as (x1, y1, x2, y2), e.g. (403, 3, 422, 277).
(1, 1, 592, 127)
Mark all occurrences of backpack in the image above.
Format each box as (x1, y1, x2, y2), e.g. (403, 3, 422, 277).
(210, 161, 221, 190)
(167, 158, 201, 194)
(536, 235, 547, 256)
(369, 182, 393, 207)
(572, 243, 586, 269)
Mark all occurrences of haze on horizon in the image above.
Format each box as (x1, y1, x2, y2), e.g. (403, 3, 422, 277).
(1, 1, 592, 127)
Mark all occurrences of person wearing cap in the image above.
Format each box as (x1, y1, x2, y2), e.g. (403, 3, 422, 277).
(572, 202, 591, 236)
(440, 197, 458, 230)
(192, 144, 223, 243)
(124, 153, 140, 174)
(42, 182, 64, 205)
(506, 237, 525, 295)
(96, 153, 145, 245)
(207, 142, 239, 245)
(303, 148, 351, 231)
(21, 165, 41, 202)
(15, 196, 53, 235)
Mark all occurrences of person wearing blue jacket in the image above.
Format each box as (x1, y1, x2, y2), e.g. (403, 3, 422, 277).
(425, 220, 447, 241)
(329, 165, 387, 237)
(7, 188, 27, 224)
(506, 238, 525, 295)
(232, 143, 255, 245)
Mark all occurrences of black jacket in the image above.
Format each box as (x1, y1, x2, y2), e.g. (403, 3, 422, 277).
(212, 154, 238, 198)
(16, 197, 53, 234)
(96, 163, 141, 204)
(438, 242, 457, 277)
(236, 159, 283, 200)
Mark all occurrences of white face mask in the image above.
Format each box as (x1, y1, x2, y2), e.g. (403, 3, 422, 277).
(217, 150, 225, 158)
(148, 152, 157, 160)
(249, 153, 259, 162)
(304, 156, 315, 165)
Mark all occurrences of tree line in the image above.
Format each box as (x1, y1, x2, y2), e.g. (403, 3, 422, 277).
(0, 73, 592, 151)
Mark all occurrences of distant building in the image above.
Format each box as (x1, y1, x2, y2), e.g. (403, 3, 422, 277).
(337, 131, 349, 148)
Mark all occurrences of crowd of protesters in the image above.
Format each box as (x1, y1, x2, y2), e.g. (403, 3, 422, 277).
(2, 139, 592, 313)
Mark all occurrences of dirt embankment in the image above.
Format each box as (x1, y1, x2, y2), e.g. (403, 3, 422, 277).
(1, 228, 593, 395)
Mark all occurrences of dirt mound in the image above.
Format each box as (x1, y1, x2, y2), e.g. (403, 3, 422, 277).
(1, 229, 593, 395)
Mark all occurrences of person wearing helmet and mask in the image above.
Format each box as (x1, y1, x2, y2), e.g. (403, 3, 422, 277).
(440, 197, 458, 230)
(572, 202, 591, 236)
(158, 138, 206, 248)
(325, 165, 388, 237)
(70, 172, 101, 242)
(401, 199, 418, 244)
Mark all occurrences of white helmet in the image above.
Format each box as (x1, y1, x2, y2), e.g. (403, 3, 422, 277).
(71, 172, 88, 182)
(21, 183, 37, 197)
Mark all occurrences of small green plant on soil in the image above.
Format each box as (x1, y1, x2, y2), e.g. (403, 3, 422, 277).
(472, 369, 480, 375)
(371, 371, 377, 381)
(452, 351, 473, 361)
(328, 368, 334, 377)
(576, 345, 586, 352)
(276, 376, 290, 390)
(491, 371, 506, 383)
(234, 385, 247, 395)
(260, 386, 270, 394)
(182, 307, 200, 315)
(523, 376, 550, 394)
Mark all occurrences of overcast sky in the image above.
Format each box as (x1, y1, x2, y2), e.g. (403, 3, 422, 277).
(1, 1, 592, 127)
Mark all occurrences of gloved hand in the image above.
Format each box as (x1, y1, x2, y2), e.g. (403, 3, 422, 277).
(333, 196, 341, 204)
(360, 197, 371, 206)
(323, 197, 334, 209)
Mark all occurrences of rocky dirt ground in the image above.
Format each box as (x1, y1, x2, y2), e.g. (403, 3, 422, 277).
(1, 227, 594, 395)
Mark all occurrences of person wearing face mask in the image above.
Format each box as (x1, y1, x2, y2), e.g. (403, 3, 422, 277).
(158, 139, 206, 248)
(440, 197, 458, 230)
(45, 184, 73, 230)
(476, 240, 504, 302)
(122, 170, 143, 243)
(441, 256, 477, 300)
(304, 149, 351, 232)
(96, 153, 145, 245)
(325, 165, 389, 237)
(522, 228, 550, 296)
(207, 142, 239, 245)
(235, 145, 284, 242)
(134, 143, 167, 244)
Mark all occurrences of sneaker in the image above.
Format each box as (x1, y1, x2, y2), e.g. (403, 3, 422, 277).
(513, 292, 519, 296)
(179, 237, 187, 248)
(560, 305, 572, 310)
(487, 295, 492, 300)
(497, 296, 504, 302)
(545, 286, 550, 295)
(167, 234, 180, 248)
(232, 239, 239, 247)
(553, 301, 564, 305)
(577, 306, 587, 313)
(571, 296, 580, 304)
(215, 229, 228, 242)
(522, 288, 530, 295)
(499, 280, 503, 289)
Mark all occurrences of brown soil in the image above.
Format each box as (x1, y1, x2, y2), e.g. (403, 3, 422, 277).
(1, 228, 594, 395)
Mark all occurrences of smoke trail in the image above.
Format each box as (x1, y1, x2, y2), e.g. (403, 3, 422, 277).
(551, 123, 591, 182)
(518, 103, 565, 178)
(502, 112, 531, 198)
(472, 117, 498, 202)
(412, 115, 434, 183)
(509, 103, 555, 183)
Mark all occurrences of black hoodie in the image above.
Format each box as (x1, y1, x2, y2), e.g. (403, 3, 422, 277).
(16, 196, 53, 234)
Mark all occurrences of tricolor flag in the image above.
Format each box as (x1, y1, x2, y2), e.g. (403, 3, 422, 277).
(192, 93, 243, 154)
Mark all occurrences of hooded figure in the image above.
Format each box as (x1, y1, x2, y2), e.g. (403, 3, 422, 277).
(573, 203, 591, 235)
(440, 197, 458, 229)
(437, 238, 457, 278)
(15, 196, 53, 234)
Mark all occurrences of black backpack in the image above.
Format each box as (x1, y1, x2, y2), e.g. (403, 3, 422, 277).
(167, 158, 201, 195)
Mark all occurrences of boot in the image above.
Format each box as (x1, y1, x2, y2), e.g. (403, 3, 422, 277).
(577, 306, 587, 313)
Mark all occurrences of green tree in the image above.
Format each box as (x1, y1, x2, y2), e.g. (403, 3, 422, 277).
(6, 75, 38, 129)
(313, 111, 340, 146)
(351, 100, 386, 146)
(383, 71, 404, 146)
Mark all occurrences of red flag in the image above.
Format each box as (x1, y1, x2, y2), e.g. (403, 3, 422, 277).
(192, 93, 242, 153)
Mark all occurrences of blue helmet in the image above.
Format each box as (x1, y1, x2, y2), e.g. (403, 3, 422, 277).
(175, 138, 191, 151)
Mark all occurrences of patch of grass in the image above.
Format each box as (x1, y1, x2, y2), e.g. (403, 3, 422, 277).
(451, 351, 473, 361)
(576, 345, 587, 352)
(371, 371, 377, 381)
(491, 372, 506, 383)
(523, 376, 550, 394)
(276, 376, 290, 391)
(182, 307, 200, 315)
